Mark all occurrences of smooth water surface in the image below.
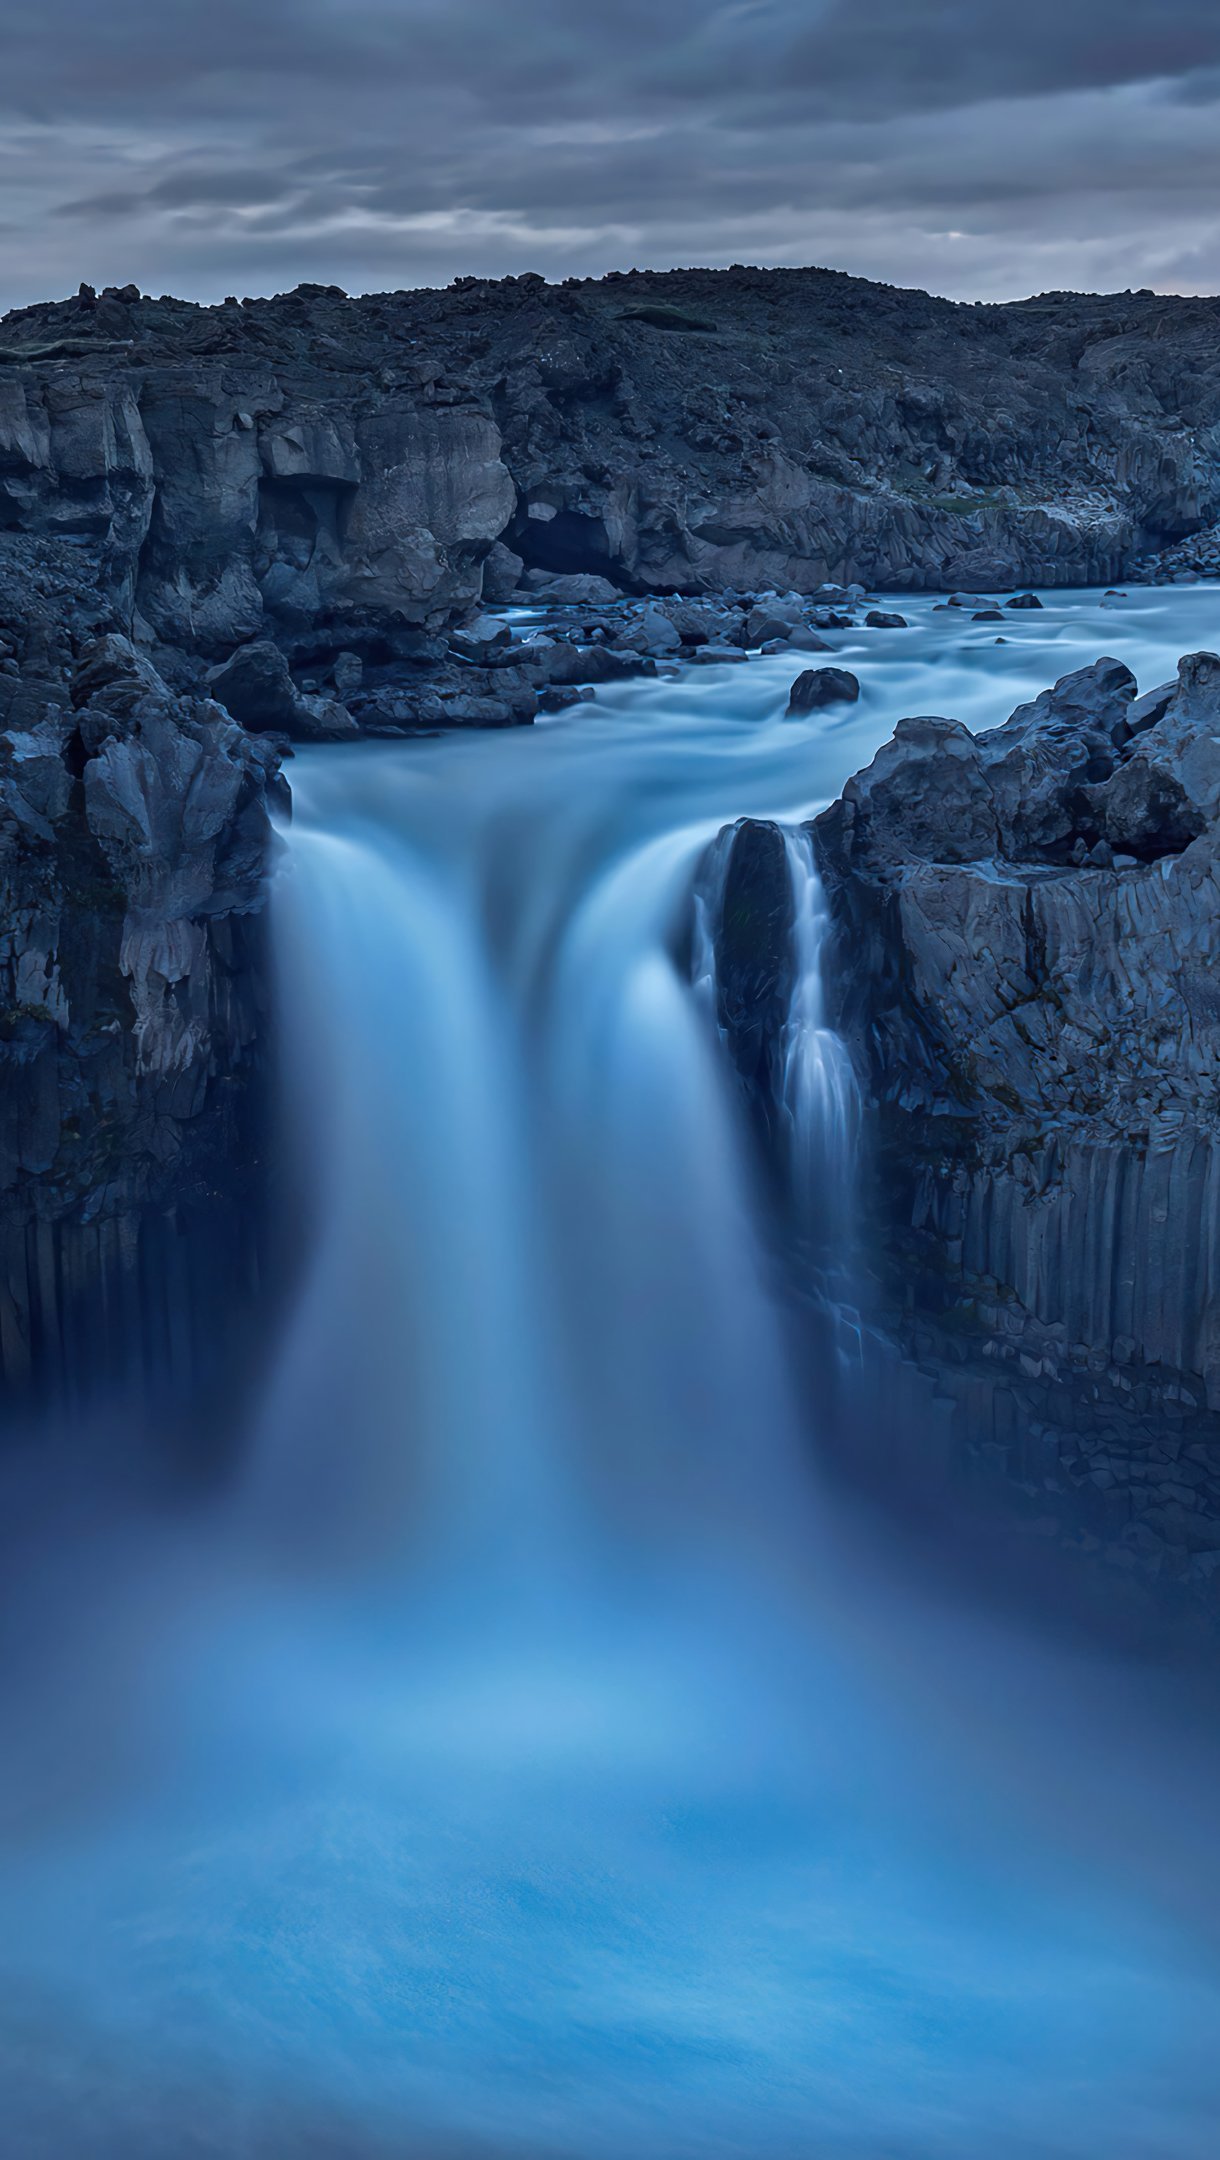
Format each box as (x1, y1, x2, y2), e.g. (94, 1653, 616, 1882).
(3, 586, 1220, 2157)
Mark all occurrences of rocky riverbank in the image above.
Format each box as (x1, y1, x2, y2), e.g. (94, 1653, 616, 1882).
(3, 265, 1220, 685)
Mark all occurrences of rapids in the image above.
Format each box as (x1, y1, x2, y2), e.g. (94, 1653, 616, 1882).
(3, 586, 1220, 2156)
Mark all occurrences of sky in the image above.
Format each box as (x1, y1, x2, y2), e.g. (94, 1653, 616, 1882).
(4, 0, 1220, 310)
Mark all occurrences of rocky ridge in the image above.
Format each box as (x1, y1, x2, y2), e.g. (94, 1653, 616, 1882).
(3, 267, 1220, 701)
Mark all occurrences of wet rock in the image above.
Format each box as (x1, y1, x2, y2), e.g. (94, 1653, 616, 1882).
(865, 610, 907, 629)
(206, 641, 357, 741)
(521, 572, 621, 604)
(787, 667, 860, 713)
(1006, 593, 1044, 609)
(703, 819, 794, 1120)
(612, 602, 682, 656)
(449, 613, 513, 663)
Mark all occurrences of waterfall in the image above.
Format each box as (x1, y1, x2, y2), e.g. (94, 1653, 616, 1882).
(7, 606, 1220, 2160)
(778, 828, 859, 1259)
(693, 818, 859, 1269)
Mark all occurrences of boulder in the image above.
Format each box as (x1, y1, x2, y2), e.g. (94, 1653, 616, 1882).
(613, 602, 682, 655)
(207, 641, 357, 740)
(481, 541, 525, 603)
(787, 667, 860, 713)
(865, 610, 907, 629)
(521, 572, 621, 604)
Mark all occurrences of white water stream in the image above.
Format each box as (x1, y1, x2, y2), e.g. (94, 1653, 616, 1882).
(2, 587, 1220, 2155)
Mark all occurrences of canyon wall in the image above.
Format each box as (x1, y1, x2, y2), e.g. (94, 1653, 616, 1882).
(3, 269, 1220, 675)
(1, 622, 284, 1426)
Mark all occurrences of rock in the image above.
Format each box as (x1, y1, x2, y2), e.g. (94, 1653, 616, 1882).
(973, 656, 1136, 858)
(206, 641, 357, 741)
(0, 632, 284, 1407)
(745, 602, 802, 646)
(449, 613, 513, 662)
(481, 540, 524, 603)
(699, 820, 794, 1123)
(820, 716, 999, 867)
(1121, 679, 1175, 740)
(972, 609, 1005, 621)
(537, 684, 594, 713)
(787, 667, 860, 713)
(613, 602, 682, 655)
(797, 641, 1220, 1560)
(1006, 593, 1044, 609)
(332, 650, 364, 700)
(1094, 652, 1220, 851)
(865, 610, 907, 629)
(521, 572, 621, 604)
(658, 600, 731, 646)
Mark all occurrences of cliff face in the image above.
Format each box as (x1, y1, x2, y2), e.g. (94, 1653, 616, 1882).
(702, 654, 1220, 1587)
(0, 626, 284, 1422)
(4, 267, 1220, 669)
(801, 654, 1220, 1584)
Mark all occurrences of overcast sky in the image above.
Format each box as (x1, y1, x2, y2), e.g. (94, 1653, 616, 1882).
(4, 0, 1220, 310)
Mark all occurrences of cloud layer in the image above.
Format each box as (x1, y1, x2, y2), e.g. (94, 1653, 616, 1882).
(4, 0, 1220, 307)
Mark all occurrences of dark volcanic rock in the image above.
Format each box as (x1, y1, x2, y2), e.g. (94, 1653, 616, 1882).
(0, 633, 284, 1416)
(2, 267, 1220, 672)
(207, 640, 357, 740)
(787, 667, 860, 713)
(701, 819, 794, 1133)
(808, 650, 1220, 1584)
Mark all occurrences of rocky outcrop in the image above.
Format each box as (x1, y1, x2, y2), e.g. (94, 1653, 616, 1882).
(3, 268, 1220, 690)
(808, 653, 1220, 1586)
(0, 628, 284, 1420)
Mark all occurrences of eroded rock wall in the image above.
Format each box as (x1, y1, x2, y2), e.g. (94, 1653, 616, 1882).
(0, 627, 284, 1421)
(4, 269, 1220, 669)
(810, 653, 1220, 1577)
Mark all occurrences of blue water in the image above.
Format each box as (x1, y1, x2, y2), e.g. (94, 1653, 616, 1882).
(2, 587, 1220, 2156)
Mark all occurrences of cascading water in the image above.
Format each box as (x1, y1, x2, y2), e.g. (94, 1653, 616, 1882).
(3, 587, 1220, 2157)
(778, 828, 859, 1254)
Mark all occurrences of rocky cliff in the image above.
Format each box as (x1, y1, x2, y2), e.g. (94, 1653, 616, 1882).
(789, 652, 1220, 1591)
(3, 267, 1220, 689)
(1, 620, 284, 1427)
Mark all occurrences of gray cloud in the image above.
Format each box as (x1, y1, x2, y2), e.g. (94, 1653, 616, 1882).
(2, 1, 1220, 307)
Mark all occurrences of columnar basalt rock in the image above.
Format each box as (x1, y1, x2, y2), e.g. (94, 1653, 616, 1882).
(0, 629, 285, 1415)
(808, 653, 1220, 1579)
